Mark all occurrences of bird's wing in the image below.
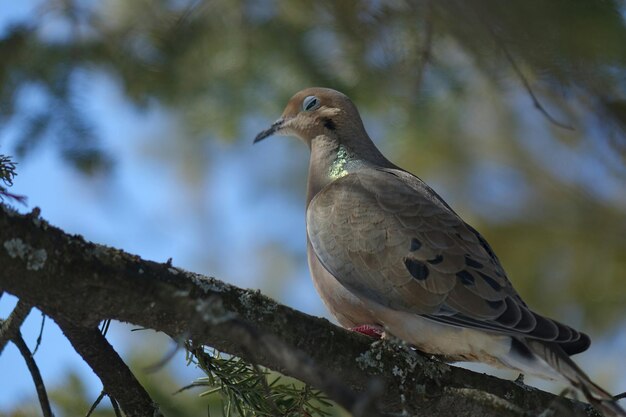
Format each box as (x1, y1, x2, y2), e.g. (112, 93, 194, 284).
(307, 168, 588, 351)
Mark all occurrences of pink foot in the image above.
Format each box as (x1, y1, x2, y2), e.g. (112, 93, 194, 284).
(350, 325, 384, 339)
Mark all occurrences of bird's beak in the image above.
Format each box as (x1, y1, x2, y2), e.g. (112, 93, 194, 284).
(253, 118, 285, 143)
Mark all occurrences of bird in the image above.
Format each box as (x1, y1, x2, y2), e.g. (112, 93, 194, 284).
(254, 87, 625, 417)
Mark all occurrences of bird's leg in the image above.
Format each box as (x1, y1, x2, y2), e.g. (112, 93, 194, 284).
(350, 324, 384, 339)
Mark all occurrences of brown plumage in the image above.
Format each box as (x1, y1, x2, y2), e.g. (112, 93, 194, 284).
(254, 87, 625, 417)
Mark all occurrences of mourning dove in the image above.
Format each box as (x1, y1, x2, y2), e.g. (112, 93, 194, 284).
(254, 87, 625, 416)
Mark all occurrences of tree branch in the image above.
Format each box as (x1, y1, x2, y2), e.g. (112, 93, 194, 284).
(56, 320, 162, 417)
(1, 298, 52, 417)
(0, 299, 32, 354)
(31, 311, 46, 355)
(415, 0, 434, 94)
(480, 18, 575, 131)
(0, 204, 602, 417)
(85, 390, 106, 417)
(12, 331, 53, 417)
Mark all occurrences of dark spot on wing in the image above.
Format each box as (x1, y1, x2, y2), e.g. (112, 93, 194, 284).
(410, 238, 422, 252)
(464, 256, 483, 269)
(404, 258, 429, 280)
(456, 270, 475, 286)
(478, 271, 502, 291)
(427, 255, 443, 265)
(323, 118, 336, 131)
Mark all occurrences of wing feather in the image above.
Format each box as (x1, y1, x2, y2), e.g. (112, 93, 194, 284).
(307, 168, 589, 351)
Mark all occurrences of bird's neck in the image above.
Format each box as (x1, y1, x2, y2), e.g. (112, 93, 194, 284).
(306, 134, 391, 205)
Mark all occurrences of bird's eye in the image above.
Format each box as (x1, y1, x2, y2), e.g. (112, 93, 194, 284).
(302, 95, 320, 112)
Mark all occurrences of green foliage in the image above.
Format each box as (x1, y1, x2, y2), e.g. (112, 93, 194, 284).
(0, 154, 17, 187)
(184, 344, 338, 417)
(2, 1, 626, 163)
(0, 153, 25, 203)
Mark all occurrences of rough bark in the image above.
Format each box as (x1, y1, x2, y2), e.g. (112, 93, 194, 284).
(0, 204, 601, 417)
(57, 321, 161, 417)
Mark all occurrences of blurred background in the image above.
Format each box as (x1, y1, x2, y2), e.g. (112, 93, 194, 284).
(1, 0, 625, 415)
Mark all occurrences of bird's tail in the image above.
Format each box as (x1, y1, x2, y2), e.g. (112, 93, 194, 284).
(527, 340, 626, 417)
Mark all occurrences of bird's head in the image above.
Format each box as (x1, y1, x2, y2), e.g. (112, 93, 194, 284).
(253, 87, 366, 146)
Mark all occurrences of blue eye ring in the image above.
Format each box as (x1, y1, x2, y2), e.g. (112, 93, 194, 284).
(302, 95, 320, 111)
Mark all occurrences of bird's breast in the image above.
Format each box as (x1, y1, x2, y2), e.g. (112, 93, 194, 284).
(306, 240, 379, 328)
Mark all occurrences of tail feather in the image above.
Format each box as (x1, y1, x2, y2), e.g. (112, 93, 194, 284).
(527, 340, 626, 417)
